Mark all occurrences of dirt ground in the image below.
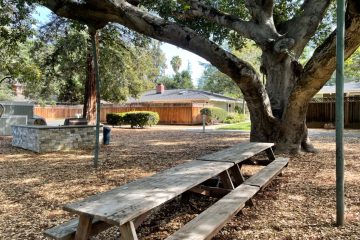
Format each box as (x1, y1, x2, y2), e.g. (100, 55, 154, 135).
(0, 127, 359, 239)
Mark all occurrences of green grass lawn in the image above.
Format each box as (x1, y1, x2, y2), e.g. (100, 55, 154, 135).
(217, 122, 251, 130)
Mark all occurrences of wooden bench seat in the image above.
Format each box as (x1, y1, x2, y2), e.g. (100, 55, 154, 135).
(166, 157, 289, 240)
(166, 184, 259, 240)
(243, 157, 289, 189)
(43, 218, 111, 240)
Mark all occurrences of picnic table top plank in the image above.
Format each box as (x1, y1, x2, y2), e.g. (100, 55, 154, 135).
(166, 184, 259, 240)
(196, 142, 274, 164)
(64, 160, 233, 225)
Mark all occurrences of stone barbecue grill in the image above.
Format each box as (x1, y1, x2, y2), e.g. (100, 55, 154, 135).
(12, 125, 103, 153)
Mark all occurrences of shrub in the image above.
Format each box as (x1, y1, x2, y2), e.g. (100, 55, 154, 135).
(122, 111, 159, 128)
(224, 113, 249, 124)
(200, 107, 227, 124)
(106, 113, 125, 126)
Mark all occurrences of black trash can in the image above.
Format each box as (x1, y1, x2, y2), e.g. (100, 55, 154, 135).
(103, 127, 111, 145)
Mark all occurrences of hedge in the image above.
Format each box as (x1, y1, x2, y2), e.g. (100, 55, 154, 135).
(106, 113, 125, 126)
(106, 111, 159, 128)
(224, 113, 248, 124)
(200, 107, 227, 124)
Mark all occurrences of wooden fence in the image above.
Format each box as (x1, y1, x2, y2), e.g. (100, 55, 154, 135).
(307, 96, 360, 128)
(35, 97, 360, 128)
(34, 103, 207, 125)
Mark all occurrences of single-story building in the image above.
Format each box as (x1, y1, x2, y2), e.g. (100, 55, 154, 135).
(113, 84, 245, 125)
(315, 81, 360, 98)
(127, 84, 242, 113)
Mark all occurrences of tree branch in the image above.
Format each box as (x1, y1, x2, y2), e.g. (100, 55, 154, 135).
(0, 76, 13, 84)
(279, 0, 331, 57)
(244, 0, 275, 25)
(283, 0, 360, 124)
(178, 0, 278, 45)
(41, 0, 276, 127)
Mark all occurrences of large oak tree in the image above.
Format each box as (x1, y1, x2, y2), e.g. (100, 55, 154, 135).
(36, 0, 360, 153)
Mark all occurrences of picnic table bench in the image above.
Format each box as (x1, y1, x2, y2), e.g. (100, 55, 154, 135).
(44, 142, 288, 240)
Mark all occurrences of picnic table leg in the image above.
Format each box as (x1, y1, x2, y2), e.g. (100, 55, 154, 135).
(218, 170, 234, 189)
(265, 147, 276, 161)
(120, 221, 138, 240)
(228, 164, 245, 187)
(75, 214, 93, 240)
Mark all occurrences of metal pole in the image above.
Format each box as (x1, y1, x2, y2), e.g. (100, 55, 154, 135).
(91, 28, 101, 168)
(335, 0, 345, 226)
(202, 114, 206, 133)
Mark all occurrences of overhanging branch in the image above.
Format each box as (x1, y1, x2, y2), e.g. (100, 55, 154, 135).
(283, 0, 360, 124)
(279, 0, 331, 57)
(41, 0, 276, 125)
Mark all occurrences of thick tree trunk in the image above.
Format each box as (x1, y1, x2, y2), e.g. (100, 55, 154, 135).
(83, 32, 97, 124)
(248, 51, 312, 154)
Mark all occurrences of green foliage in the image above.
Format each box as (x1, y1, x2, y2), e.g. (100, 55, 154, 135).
(217, 122, 251, 130)
(107, 111, 160, 128)
(200, 107, 227, 124)
(142, 0, 336, 51)
(106, 112, 126, 125)
(160, 70, 194, 90)
(224, 113, 248, 124)
(123, 111, 159, 128)
(198, 64, 242, 98)
(170, 55, 182, 73)
(22, 17, 167, 103)
(0, 84, 12, 100)
(345, 47, 360, 81)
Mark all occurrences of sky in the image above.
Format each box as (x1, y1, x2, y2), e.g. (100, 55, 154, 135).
(33, 6, 208, 86)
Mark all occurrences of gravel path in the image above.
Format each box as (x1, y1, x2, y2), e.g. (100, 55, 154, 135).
(0, 128, 359, 239)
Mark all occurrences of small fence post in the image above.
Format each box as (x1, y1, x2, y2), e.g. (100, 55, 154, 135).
(202, 114, 206, 133)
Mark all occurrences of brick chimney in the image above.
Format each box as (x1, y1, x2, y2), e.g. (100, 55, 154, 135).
(156, 83, 165, 94)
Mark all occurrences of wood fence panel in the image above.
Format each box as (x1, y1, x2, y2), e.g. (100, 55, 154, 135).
(307, 97, 360, 128)
(35, 104, 199, 125)
(34, 106, 83, 119)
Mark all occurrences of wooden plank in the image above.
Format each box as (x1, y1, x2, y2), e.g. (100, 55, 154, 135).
(44, 218, 112, 240)
(244, 157, 289, 189)
(120, 221, 138, 240)
(228, 164, 245, 187)
(64, 160, 233, 226)
(265, 147, 275, 161)
(74, 214, 93, 240)
(197, 142, 274, 164)
(44, 211, 149, 240)
(218, 170, 234, 189)
(44, 219, 79, 240)
(166, 185, 260, 240)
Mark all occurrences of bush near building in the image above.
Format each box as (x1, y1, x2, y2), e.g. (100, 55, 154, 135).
(106, 111, 159, 128)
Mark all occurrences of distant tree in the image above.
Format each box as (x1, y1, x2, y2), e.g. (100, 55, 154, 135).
(198, 64, 241, 99)
(160, 57, 194, 89)
(170, 56, 182, 73)
(0, 1, 38, 100)
(345, 47, 360, 81)
(25, 18, 166, 103)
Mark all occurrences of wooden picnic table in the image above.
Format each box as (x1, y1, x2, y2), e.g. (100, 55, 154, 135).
(45, 142, 278, 240)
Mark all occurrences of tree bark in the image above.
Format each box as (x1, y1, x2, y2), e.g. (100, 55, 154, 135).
(83, 30, 98, 124)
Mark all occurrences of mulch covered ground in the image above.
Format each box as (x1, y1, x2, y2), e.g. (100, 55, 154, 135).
(0, 127, 359, 239)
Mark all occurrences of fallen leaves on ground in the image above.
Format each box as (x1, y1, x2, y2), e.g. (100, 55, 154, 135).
(0, 128, 359, 239)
